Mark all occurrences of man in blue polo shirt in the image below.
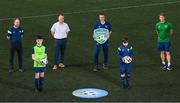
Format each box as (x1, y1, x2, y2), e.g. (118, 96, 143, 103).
(93, 14, 112, 71)
(7, 18, 24, 73)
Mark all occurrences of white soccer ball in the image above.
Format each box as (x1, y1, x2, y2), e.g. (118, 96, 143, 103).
(122, 56, 132, 64)
(99, 35, 105, 40)
(40, 58, 48, 65)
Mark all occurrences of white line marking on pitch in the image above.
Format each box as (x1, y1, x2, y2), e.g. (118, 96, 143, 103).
(0, 1, 180, 21)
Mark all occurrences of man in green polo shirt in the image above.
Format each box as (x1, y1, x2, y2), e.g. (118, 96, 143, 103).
(32, 35, 48, 92)
(155, 13, 173, 71)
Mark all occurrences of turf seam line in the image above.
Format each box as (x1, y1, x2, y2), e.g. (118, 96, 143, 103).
(0, 0, 180, 21)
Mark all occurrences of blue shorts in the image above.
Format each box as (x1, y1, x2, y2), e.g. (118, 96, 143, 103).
(34, 67, 45, 73)
(157, 42, 171, 52)
(120, 63, 132, 74)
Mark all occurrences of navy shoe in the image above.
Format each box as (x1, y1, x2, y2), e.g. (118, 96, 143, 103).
(126, 83, 131, 89)
(102, 64, 108, 69)
(160, 64, 166, 70)
(167, 65, 173, 71)
(122, 84, 126, 89)
(93, 65, 99, 71)
(38, 88, 43, 92)
(35, 88, 39, 93)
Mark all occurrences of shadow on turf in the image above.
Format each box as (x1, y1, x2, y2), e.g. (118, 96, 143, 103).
(1, 62, 179, 93)
(0, 78, 34, 92)
(65, 63, 121, 87)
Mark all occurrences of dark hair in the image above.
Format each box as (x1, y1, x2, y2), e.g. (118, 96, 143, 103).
(159, 13, 165, 17)
(13, 18, 20, 23)
(36, 35, 43, 39)
(59, 14, 64, 17)
(122, 37, 128, 43)
(99, 13, 105, 16)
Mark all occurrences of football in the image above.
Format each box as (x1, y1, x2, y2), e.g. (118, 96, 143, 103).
(122, 56, 132, 64)
(40, 58, 48, 65)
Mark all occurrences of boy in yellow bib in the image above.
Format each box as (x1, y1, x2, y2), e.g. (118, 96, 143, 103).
(32, 35, 48, 92)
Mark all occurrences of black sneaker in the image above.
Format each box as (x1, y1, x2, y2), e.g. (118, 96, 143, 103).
(9, 69, 14, 73)
(102, 64, 108, 69)
(167, 65, 173, 71)
(122, 84, 126, 89)
(38, 88, 43, 92)
(126, 83, 131, 89)
(35, 88, 39, 93)
(93, 65, 99, 71)
(160, 64, 166, 70)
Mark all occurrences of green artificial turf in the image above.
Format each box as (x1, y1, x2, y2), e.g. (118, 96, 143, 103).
(0, 0, 180, 102)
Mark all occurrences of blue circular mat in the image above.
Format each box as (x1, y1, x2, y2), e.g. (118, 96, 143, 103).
(72, 88, 108, 98)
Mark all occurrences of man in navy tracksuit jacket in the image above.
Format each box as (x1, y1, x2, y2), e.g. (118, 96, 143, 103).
(7, 18, 24, 73)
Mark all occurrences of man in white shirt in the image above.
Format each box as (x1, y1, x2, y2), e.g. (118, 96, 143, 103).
(51, 14, 70, 70)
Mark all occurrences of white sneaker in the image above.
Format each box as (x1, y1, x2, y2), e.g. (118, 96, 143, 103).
(53, 65, 58, 70)
(59, 63, 65, 68)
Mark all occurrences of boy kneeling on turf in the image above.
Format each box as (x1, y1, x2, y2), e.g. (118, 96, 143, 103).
(117, 38, 134, 88)
(32, 35, 48, 92)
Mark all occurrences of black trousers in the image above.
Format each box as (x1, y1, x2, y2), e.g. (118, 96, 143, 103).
(9, 43, 23, 70)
